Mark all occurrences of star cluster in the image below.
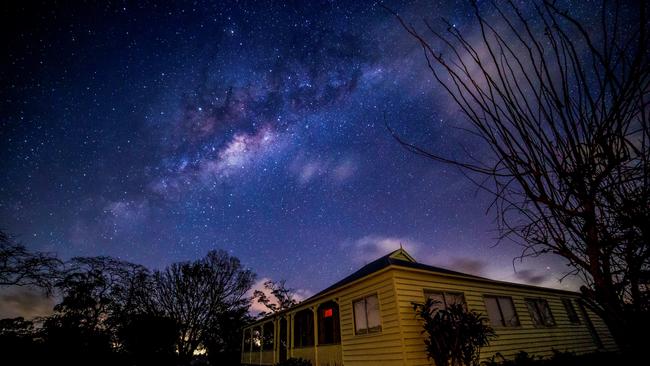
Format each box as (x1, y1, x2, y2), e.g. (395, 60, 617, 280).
(1, 0, 588, 305)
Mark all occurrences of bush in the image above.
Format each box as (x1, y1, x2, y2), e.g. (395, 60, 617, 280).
(275, 358, 312, 366)
(481, 350, 638, 366)
(413, 299, 496, 366)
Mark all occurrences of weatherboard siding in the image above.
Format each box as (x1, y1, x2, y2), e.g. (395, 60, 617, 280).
(391, 267, 618, 365)
(338, 270, 405, 365)
(242, 249, 618, 365)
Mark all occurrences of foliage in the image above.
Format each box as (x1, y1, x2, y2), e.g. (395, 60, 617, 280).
(117, 313, 179, 366)
(54, 256, 150, 335)
(253, 279, 298, 317)
(203, 306, 255, 366)
(481, 350, 638, 366)
(275, 357, 313, 366)
(0, 244, 256, 365)
(146, 249, 255, 364)
(0, 230, 61, 294)
(413, 298, 496, 366)
(388, 0, 650, 349)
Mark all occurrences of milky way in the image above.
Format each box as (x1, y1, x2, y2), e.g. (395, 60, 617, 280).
(2, 1, 601, 308)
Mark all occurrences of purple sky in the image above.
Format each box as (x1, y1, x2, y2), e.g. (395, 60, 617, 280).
(2, 0, 604, 318)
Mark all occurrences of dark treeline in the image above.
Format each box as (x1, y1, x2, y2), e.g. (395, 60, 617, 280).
(0, 230, 262, 366)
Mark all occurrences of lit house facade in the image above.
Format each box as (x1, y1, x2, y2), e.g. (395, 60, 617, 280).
(241, 249, 616, 366)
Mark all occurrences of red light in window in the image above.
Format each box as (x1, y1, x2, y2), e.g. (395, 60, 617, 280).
(323, 308, 333, 318)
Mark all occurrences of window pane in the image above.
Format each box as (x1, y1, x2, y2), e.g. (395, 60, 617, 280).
(446, 293, 466, 309)
(354, 299, 367, 334)
(263, 322, 274, 350)
(294, 310, 314, 347)
(425, 291, 445, 312)
(366, 295, 381, 331)
(244, 328, 252, 348)
(563, 299, 580, 324)
(526, 300, 543, 326)
(252, 328, 262, 350)
(484, 296, 503, 326)
(539, 300, 555, 326)
(498, 297, 520, 327)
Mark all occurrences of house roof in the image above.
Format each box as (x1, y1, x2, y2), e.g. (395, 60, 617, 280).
(309, 248, 485, 299)
(245, 248, 578, 327)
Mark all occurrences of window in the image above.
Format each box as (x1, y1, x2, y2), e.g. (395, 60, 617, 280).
(252, 327, 262, 351)
(263, 322, 274, 350)
(293, 309, 314, 348)
(353, 294, 382, 335)
(562, 298, 580, 324)
(318, 301, 341, 345)
(244, 328, 252, 351)
(525, 298, 555, 327)
(425, 290, 466, 312)
(483, 295, 520, 327)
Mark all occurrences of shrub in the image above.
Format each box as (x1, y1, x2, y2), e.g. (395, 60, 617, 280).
(413, 298, 496, 366)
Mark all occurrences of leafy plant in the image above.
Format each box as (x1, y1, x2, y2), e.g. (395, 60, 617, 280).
(413, 298, 496, 366)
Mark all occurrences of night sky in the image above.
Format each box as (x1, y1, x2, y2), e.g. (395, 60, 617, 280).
(1, 1, 590, 316)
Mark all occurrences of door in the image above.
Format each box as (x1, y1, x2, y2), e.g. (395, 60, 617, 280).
(279, 317, 288, 362)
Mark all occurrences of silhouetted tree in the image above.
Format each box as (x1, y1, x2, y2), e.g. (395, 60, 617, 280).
(253, 279, 298, 317)
(0, 230, 61, 294)
(118, 313, 179, 366)
(388, 0, 649, 349)
(146, 250, 255, 364)
(203, 307, 254, 366)
(54, 256, 150, 336)
(0, 317, 44, 364)
(39, 256, 149, 365)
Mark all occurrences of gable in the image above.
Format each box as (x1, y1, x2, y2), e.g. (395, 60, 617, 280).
(388, 248, 416, 262)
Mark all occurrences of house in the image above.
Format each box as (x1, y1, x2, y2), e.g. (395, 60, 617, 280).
(241, 249, 616, 365)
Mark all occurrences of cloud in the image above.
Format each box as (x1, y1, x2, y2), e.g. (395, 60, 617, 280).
(342, 235, 430, 265)
(446, 257, 487, 276)
(290, 154, 358, 186)
(513, 269, 551, 285)
(0, 286, 54, 320)
(246, 277, 313, 317)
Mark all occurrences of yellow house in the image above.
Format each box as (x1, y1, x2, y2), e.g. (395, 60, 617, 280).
(241, 249, 616, 365)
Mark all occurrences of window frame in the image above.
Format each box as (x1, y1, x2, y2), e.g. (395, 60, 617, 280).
(562, 298, 581, 325)
(483, 295, 521, 328)
(424, 290, 466, 312)
(525, 298, 556, 327)
(352, 293, 382, 335)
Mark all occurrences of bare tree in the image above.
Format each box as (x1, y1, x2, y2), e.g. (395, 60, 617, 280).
(253, 279, 298, 317)
(147, 250, 254, 364)
(0, 230, 61, 294)
(387, 0, 649, 349)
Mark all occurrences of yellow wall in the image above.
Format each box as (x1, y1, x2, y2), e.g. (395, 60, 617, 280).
(337, 269, 405, 366)
(317, 344, 343, 366)
(391, 267, 618, 365)
(243, 263, 617, 366)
